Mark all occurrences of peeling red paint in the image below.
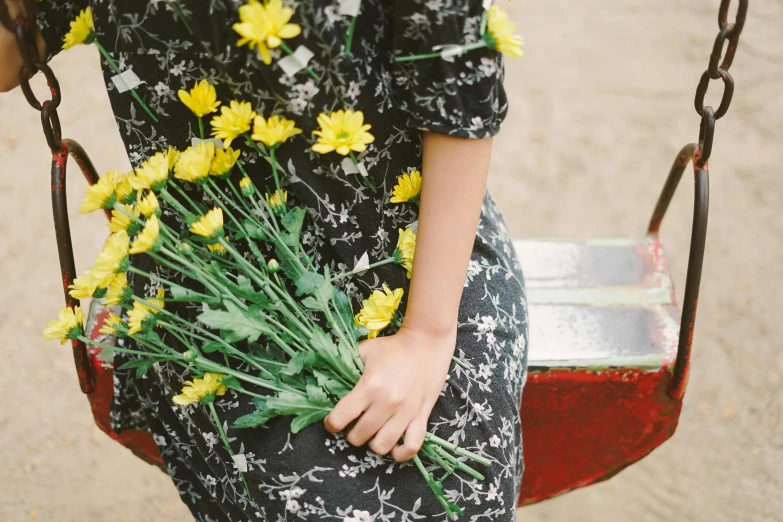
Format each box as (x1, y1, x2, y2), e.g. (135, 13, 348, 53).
(85, 306, 165, 470)
(518, 366, 682, 505)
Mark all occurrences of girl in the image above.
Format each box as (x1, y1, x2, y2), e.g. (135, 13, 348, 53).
(2, 1, 528, 520)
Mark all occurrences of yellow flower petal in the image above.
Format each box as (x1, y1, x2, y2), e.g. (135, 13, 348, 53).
(210, 100, 257, 147)
(485, 5, 524, 59)
(172, 373, 227, 406)
(177, 79, 221, 118)
(311, 110, 375, 157)
(390, 169, 422, 204)
(43, 306, 85, 345)
(62, 7, 94, 50)
(354, 284, 404, 339)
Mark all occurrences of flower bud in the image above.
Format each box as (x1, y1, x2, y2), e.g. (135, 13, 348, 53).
(267, 258, 280, 273)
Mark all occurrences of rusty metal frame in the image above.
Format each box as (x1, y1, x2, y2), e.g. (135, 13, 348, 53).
(647, 144, 710, 400)
(51, 139, 108, 394)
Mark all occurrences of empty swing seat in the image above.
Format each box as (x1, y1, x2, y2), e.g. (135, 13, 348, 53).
(515, 236, 683, 505)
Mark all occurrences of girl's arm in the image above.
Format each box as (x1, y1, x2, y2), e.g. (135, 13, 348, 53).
(0, 0, 45, 93)
(324, 132, 492, 461)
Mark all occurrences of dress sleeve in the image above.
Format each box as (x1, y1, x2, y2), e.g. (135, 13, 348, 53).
(35, 0, 89, 61)
(390, 0, 509, 139)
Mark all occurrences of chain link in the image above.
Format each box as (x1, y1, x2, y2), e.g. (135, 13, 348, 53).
(694, 0, 748, 166)
(1, 0, 63, 152)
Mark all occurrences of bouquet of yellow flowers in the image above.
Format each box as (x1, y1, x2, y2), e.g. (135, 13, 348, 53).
(43, 78, 488, 519)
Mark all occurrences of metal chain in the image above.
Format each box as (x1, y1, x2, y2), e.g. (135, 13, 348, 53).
(693, 0, 748, 166)
(0, 0, 63, 153)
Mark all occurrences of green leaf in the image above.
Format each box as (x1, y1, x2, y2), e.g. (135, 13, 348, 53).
(315, 270, 334, 304)
(118, 358, 157, 378)
(243, 219, 268, 241)
(197, 301, 266, 343)
(313, 370, 351, 398)
(290, 409, 330, 434)
(170, 286, 203, 300)
(275, 244, 303, 280)
(221, 375, 244, 391)
(281, 352, 306, 376)
(281, 207, 306, 235)
(333, 289, 354, 326)
(201, 341, 227, 354)
(232, 408, 276, 429)
(295, 271, 324, 296)
(300, 296, 325, 311)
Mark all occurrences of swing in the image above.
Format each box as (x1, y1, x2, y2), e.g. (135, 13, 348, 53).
(1, 0, 748, 507)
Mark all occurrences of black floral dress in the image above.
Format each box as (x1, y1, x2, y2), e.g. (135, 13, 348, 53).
(38, 1, 528, 520)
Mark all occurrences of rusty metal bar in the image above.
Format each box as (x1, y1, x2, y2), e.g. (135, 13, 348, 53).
(51, 139, 106, 394)
(647, 144, 709, 400)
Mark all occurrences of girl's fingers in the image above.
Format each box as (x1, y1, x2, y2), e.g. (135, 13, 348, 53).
(345, 403, 392, 447)
(368, 413, 413, 456)
(392, 414, 427, 462)
(323, 385, 370, 433)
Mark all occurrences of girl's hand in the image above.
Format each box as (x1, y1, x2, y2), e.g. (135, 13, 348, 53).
(323, 325, 456, 462)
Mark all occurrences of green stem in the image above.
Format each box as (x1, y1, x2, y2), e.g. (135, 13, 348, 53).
(208, 403, 254, 500)
(332, 257, 395, 281)
(168, 0, 194, 35)
(198, 116, 205, 139)
(279, 42, 321, 82)
(394, 41, 488, 63)
(412, 455, 457, 520)
(269, 146, 283, 202)
(94, 41, 159, 123)
(197, 357, 293, 395)
(348, 151, 376, 193)
(424, 432, 492, 467)
(78, 336, 180, 360)
(344, 16, 357, 56)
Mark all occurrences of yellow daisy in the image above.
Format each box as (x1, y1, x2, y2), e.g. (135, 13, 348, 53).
(251, 115, 302, 148)
(62, 7, 95, 50)
(177, 79, 221, 118)
(108, 205, 142, 235)
(190, 208, 224, 240)
(312, 110, 375, 156)
(393, 227, 416, 279)
(114, 171, 137, 205)
(239, 176, 254, 197)
(264, 189, 288, 213)
(354, 284, 404, 339)
(174, 142, 216, 184)
(93, 231, 130, 284)
(172, 373, 227, 406)
(43, 306, 85, 345)
(131, 150, 177, 191)
(207, 242, 228, 256)
(127, 289, 165, 335)
(390, 169, 422, 204)
(80, 170, 119, 213)
(99, 313, 128, 337)
(103, 272, 130, 307)
(136, 190, 161, 218)
(210, 100, 257, 147)
(485, 5, 523, 58)
(233, 0, 302, 65)
(209, 147, 241, 178)
(129, 215, 161, 254)
(68, 269, 101, 300)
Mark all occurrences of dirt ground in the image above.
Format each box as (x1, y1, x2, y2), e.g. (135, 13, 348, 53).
(1, 1, 781, 521)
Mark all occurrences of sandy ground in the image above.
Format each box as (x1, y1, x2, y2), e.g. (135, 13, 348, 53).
(1, 1, 782, 521)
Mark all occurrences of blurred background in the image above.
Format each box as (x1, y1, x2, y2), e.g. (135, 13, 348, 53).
(1, 0, 781, 520)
